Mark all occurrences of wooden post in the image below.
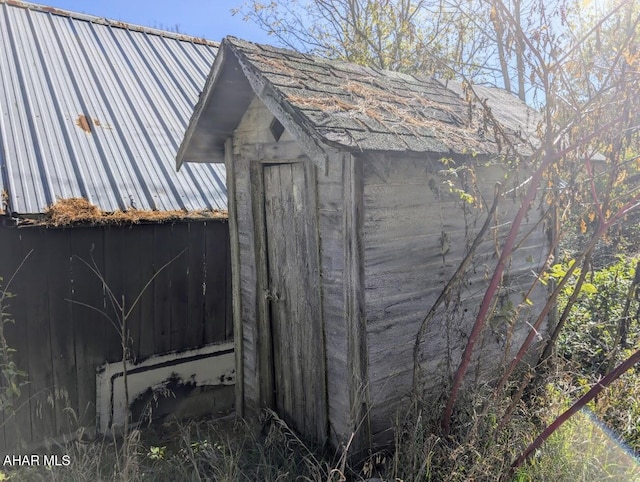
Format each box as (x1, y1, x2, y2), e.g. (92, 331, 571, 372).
(225, 138, 245, 418)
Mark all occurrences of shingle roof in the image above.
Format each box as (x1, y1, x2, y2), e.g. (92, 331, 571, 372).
(0, 0, 227, 216)
(178, 37, 539, 164)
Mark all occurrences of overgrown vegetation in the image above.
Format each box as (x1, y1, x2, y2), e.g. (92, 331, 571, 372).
(2, 255, 639, 479)
(555, 255, 640, 453)
(3, 390, 639, 481)
(0, 281, 27, 451)
(0, 254, 31, 451)
(234, 0, 640, 477)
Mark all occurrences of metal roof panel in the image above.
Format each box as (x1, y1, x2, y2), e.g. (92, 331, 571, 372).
(0, 0, 226, 215)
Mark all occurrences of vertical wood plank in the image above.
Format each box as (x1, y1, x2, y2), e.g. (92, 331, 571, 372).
(103, 226, 127, 364)
(226, 138, 244, 417)
(135, 225, 156, 360)
(344, 153, 371, 452)
(236, 154, 259, 406)
(120, 225, 143, 362)
(45, 227, 78, 437)
(284, 163, 304, 434)
(264, 164, 288, 420)
(3, 229, 34, 448)
(250, 160, 274, 409)
(224, 230, 233, 341)
(0, 218, 232, 447)
(204, 221, 230, 343)
(0, 227, 10, 451)
(153, 224, 172, 355)
(263, 161, 327, 442)
(69, 226, 106, 428)
(301, 161, 328, 441)
(21, 228, 56, 443)
(186, 221, 206, 349)
(169, 223, 190, 352)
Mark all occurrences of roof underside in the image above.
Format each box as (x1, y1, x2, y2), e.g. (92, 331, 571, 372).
(177, 48, 253, 164)
(179, 37, 539, 164)
(0, 0, 227, 215)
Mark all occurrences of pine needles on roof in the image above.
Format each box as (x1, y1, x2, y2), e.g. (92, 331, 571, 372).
(35, 198, 227, 227)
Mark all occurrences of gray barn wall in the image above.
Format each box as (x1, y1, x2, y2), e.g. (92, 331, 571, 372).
(0, 220, 232, 452)
(361, 153, 549, 443)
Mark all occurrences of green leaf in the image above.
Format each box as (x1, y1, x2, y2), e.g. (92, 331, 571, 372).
(549, 264, 567, 278)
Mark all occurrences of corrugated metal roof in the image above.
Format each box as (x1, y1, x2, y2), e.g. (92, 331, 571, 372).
(0, 0, 227, 215)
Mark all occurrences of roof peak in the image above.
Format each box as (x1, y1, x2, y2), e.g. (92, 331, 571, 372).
(0, 0, 219, 46)
(178, 35, 539, 164)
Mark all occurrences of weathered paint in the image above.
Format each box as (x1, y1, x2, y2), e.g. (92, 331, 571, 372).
(96, 341, 235, 433)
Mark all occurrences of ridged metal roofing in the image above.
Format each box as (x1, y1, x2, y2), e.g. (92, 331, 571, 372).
(0, 0, 227, 215)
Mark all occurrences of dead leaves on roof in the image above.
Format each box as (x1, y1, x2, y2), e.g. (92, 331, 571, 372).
(287, 79, 486, 150)
(32, 197, 227, 227)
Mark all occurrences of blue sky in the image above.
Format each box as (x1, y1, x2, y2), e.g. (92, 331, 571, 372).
(39, 0, 273, 43)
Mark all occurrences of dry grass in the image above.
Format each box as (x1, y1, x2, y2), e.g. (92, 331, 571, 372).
(288, 86, 460, 128)
(260, 57, 303, 79)
(4, 386, 639, 481)
(27, 198, 227, 227)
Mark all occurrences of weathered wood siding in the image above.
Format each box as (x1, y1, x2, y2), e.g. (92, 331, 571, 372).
(232, 97, 357, 445)
(0, 220, 232, 452)
(362, 153, 549, 444)
(317, 155, 352, 445)
(231, 96, 307, 411)
(229, 97, 551, 450)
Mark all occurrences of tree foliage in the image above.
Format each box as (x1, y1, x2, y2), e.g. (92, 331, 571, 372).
(234, 0, 503, 79)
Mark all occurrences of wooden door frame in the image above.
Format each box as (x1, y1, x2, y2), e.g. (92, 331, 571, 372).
(250, 158, 328, 441)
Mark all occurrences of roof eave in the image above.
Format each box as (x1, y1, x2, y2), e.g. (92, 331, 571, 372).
(177, 41, 254, 168)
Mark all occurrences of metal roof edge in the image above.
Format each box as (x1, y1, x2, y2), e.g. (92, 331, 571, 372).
(0, 0, 219, 46)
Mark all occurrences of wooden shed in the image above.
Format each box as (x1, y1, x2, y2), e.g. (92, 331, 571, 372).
(178, 37, 549, 449)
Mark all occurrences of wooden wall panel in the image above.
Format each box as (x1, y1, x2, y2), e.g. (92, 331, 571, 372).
(2, 230, 34, 448)
(103, 226, 128, 363)
(232, 149, 259, 406)
(317, 157, 350, 445)
(69, 227, 107, 429)
(0, 220, 231, 451)
(134, 226, 156, 360)
(169, 223, 191, 352)
(44, 228, 77, 437)
(153, 224, 174, 355)
(204, 221, 232, 344)
(362, 154, 550, 443)
(20, 229, 56, 443)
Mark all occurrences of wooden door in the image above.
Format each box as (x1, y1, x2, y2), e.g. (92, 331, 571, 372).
(262, 161, 326, 441)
